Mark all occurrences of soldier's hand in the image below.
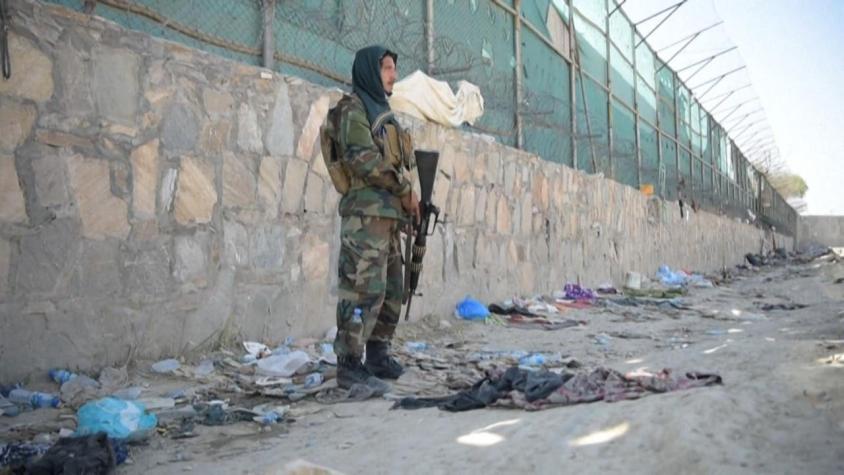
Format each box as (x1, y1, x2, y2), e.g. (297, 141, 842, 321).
(402, 191, 421, 226)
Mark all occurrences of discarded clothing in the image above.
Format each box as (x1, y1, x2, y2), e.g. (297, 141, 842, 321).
(657, 265, 712, 288)
(623, 287, 686, 299)
(657, 265, 688, 287)
(395, 367, 568, 411)
(759, 303, 808, 311)
(601, 293, 689, 316)
(745, 253, 767, 267)
(488, 302, 537, 317)
(554, 300, 593, 310)
(394, 366, 722, 412)
(26, 433, 115, 475)
(564, 284, 595, 301)
(657, 298, 693, 310)
(0, 442, 51, 469)
(487, 313, 583, 331)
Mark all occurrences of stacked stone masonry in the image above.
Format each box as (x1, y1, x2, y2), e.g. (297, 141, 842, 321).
(0, 0, 791, 380)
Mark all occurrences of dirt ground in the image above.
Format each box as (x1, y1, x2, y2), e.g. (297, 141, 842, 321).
(4, 256, 844, 474)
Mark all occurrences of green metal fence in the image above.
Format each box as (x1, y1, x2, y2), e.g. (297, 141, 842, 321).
(44, 0, 797, 235)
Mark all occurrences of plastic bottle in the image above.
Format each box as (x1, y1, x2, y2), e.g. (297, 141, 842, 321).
(303, 373, 324, 389)
(594, 333, 613, 346)
(151, 358, 181, 373)
(112, 387, 143, 400)
(0, 394, 20, 416)
(348, 308, 364, 336)
(260, 411, 280, 425)
(49, 369, 77, 385)
(519, 353, 546, 367)
(8, 389, 61, 409)
(405, 341, 429, 352)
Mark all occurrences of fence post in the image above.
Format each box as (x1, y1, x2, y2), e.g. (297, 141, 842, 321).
(426, 0, 434, 74)
(569, 0, 577, 169)
(630, 22, 642, 189)
(513, 0, 524, 149)
(673, 72, 680, 198)
(605, 0, 615, 181)
(261, 0, 276, 70)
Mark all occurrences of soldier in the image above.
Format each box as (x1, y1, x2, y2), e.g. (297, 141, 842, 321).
(329, 45, 420, 391)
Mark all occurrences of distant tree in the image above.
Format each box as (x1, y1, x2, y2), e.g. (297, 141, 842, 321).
(769, 173, 808, 198)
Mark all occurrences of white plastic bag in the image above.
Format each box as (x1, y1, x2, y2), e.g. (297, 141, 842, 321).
(256, 351, 310, 377)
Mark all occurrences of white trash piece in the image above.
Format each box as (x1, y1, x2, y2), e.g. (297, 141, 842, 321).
(194, 359, 215, 376)
(243, 341, 272, 359)
(256, 350, 311, 377)
(151, 359, 181, 373)
(625, 271, 643, 290)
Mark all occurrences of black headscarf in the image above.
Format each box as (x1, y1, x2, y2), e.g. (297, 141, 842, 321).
(352, 45, 398, 127)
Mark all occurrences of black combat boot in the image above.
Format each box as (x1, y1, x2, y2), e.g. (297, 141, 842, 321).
(364, 341, 404, 379)
(337, 355, 391, 394)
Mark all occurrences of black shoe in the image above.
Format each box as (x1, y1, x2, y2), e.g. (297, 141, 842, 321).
(337, 356, 391, 395)
(364, 341, 405, 380)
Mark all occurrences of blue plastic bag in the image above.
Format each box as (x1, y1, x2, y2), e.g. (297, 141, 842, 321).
(455, 297, 490, 320)
(76, 397, 157, 441)
(519, 353, 546, 367)
(657, 265, 688, 287)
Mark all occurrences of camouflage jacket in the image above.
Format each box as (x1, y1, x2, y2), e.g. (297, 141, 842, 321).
(335, 94, 412, 221)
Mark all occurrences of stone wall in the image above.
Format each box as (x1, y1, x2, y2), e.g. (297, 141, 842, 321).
(0, 0, 791, 380)
(797, 216, 844, 250)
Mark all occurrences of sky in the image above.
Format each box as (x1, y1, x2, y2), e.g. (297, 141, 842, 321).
(623, 0, 844, 215)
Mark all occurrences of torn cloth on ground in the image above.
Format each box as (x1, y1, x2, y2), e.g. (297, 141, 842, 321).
(564, 284, 596, 301)
(488, 302, 538, 317)
(622, 287, 687, 299)
(554, 300, 593, 310)
(25, 433, 116, 475)
(759, 303, 808, 311)
(394, 367, 721, 412)
(487, 313, 584, 331)
(388, 70, 484, 127)
(0, 442, 51, 469)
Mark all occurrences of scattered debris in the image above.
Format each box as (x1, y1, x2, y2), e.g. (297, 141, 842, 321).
(759, 303, 808, 311)
(76, 398, 157, 441)
(151, 359, 182, 374)
(563, 283, 596, 301)
(405, 341, 430, 352)
(0, 246, 834, 470)
(0, 442, 52, 469)
(455, 297, 491, 320)
(25, 433, 116, 475)
(256, 351, 311, 377)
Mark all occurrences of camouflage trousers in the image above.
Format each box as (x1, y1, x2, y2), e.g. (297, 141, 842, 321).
(334, 215, 404, 359)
